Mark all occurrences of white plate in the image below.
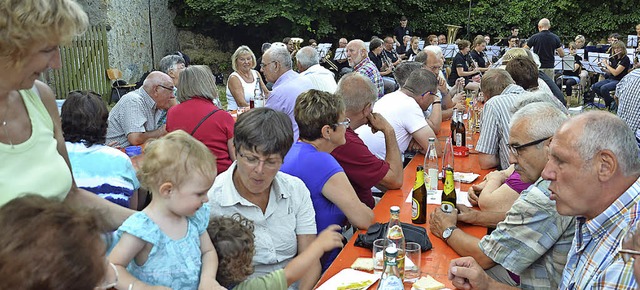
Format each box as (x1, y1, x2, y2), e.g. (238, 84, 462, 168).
(317, 268, 379, 290)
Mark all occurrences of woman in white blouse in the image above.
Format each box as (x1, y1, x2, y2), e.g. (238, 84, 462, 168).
(226, 46, 270, 110)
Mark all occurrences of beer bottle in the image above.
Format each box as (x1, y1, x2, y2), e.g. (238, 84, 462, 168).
(455, 110, 466, 147)
(377, 247, 404, 290)
(383, 206, 405, 280)
(450, 108, 458, 141)
(412, 166, 427, 224)
(441, 167, 457, 213)
(424, 137, 439, 198)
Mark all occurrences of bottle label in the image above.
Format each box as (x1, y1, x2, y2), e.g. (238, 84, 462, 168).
(379, 276, 404, 289)
(455, 133, 462, 147)
(411, 197, 420, 220)
(441, 202, 455, 213)
(413, 169, 425, 191)
(427, 168, 438, 193)
(443, 170, 455, 193)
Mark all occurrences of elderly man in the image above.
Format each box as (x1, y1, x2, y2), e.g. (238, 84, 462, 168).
(106, 71, 173, 147)
(158, 54, 186, 87)
(431, 102, 575, 289)
(330, 73, 403, 208)
(346, 39, 384, 98)
(524, 18, 564, 80)
(295, 46, 337, 93)
(208, 108, 319, 290)
(449, 111, 640, 289)
(261, 45, 314, 142)
(416, 47, 466, 121)
(356, 67, 438, 160)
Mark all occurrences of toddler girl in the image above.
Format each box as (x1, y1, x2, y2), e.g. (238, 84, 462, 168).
(109, 130, 223, 290)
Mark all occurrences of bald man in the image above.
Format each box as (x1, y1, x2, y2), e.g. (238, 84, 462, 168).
(524, 18, 564, 80)
(106, 71, 174, 146)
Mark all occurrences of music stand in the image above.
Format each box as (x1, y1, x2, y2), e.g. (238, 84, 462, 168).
(333, 48, 346, 61)
(364, 42, 370, 52)
(628, 35, 638, 48)
(317, 43, 331, 59)
(485, 46, 501, 59)
(582, 61, 604, 74)
(588, 53, 609, 64)
(561, 56, 575, 71)
(440, 44, 458, 59)
(627, 48, 635, 60)
(418, 40, 425, 50)
(554, 55, 563, 70)
(576, 49, 585, 59)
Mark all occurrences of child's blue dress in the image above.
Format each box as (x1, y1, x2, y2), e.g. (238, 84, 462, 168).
(116, 204, 210, 290)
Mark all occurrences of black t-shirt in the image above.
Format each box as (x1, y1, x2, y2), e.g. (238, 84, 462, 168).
(469, 50, 487, 68)
(447, 52, 470, 86)
(383, 50, 399, 63)
(404, 48, 420, 60)
(526, 30, 561, 68)
(394, 26, 412, 42)
(563, 55, 583, 77)
(609, 55, 632, 81)
(368, 51, 383, 71)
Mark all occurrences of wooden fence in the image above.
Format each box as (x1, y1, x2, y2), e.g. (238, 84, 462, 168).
(41, 25, 111, 101)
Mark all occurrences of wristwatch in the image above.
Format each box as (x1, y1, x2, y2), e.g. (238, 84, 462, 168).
(442, 226, 458, 242)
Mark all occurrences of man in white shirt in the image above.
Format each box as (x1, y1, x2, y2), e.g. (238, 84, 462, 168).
(295, 46, 337, 93)
(356, 66, 438, 159)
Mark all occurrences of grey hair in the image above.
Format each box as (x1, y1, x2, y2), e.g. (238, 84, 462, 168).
(511, 91, 562, 114)
(403, 68, 437, 96)
(159, 55, 185, 74)
(266, 46, 292, 69)
(233, 107, 293, 158)
(176, 65, 221, 107)
(261, 42, 272, 53)
(423, 45, 444, 59)
(393, 61, 423, 88)
(336, 73, 377, 113)
(574, 111, 640, 175)
(510, 101, 567, 147)
(295, 46, 319, 70)
(414, 51, 427, 64)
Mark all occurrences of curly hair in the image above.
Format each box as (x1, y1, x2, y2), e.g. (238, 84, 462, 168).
(0, 0, 88, 67)
(61, 90, 108, 147)
(0, 195, 107, 290)
(208, 214, 256, 287)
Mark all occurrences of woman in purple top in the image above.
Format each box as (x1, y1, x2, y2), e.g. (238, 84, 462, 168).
(280, 89, 373, 271)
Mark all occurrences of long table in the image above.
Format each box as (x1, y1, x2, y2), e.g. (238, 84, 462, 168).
(315, 126, 491, 289)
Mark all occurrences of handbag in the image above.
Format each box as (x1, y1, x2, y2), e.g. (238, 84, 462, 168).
(354, 222, 432, 252)
(190, 109, 220, 135)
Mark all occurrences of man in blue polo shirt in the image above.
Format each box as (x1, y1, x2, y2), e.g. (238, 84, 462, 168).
(524, 18, 564, 80)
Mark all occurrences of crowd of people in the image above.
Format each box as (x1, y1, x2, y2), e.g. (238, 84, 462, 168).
(2, 0, 640, 289)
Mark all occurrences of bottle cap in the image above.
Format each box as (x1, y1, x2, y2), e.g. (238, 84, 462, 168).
(428, 137, 435, 142)
(385, 247, 398, 257)
(390, 206, 400, 214)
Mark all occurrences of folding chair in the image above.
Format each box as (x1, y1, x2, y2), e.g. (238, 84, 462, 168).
(106, 68, 136, 104)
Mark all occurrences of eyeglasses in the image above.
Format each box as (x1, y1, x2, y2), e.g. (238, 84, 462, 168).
(334, 117, 351, 128)
(620, 248, 640, 263)
(421, 91, 438, 98)
(237, 151, 282, 169)
(428, 65, 442, 71)
(508, 136, 551, 156)
(158, 84, 175, 91)
(260, 61, 277, 69)
(95, 262, 118, 289)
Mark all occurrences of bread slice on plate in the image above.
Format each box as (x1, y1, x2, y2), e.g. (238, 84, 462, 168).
(350, 257, 374, 271)
(412, 275, 445, 290)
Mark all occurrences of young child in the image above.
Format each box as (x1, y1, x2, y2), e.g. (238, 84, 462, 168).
(208, 214, 344, 289)
(109, 130, 223, 290)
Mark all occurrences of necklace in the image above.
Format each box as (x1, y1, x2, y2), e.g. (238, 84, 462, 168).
(1, 97, 14, 149)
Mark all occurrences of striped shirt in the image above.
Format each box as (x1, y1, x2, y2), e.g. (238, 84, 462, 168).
(616, 69, 640, 132)
(479, 179, 575, 290)
(353, 57, 384, 98)
(559, 177, 640, 290)
(475, 84, 526, 170)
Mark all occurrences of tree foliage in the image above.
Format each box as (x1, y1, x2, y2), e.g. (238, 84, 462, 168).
(169, 0, 640, 50)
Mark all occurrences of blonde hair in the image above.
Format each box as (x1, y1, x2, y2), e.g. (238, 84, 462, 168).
(502, 48, 529, 64)
(0, 0, 88, 67)
(177, 65, 220, 104)
(137, 130, 217, 194)
(231, 45, 257, 72)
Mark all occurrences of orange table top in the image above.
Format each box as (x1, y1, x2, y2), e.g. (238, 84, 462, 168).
(315, 121, 491, 289)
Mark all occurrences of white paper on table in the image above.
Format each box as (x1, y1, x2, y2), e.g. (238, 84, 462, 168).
(406, 190, 473, 207)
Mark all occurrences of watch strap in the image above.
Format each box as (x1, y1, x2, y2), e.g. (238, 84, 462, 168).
(443, 226, 458, 242)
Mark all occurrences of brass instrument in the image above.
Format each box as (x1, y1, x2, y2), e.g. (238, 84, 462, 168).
(381, 51, 395, 72)
(291, 37, 303, 53)
(446, 25, 462, 44)
(323, 50, 339, 72)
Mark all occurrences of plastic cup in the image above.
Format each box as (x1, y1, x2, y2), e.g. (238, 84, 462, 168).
(125, 146, 142, 157)
(404, 242, 421, 283)
(373, 239, 385, 275)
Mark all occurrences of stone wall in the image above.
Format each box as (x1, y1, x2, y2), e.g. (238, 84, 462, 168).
(77, 0, 179, 83)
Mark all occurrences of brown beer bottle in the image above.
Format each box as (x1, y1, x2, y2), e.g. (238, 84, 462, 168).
(455, 110, 466, 147)
(412, 166, 427, 224)
(441, 167, 457, 213)
(450, 108, 458, 141)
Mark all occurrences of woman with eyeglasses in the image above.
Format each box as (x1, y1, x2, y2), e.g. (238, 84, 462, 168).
(226, 45, 270, 111)
(166, 65, 235, 173)
(280, 89, 374, 271)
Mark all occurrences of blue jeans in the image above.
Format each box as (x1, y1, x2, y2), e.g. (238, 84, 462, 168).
(590, 79, 619, 108)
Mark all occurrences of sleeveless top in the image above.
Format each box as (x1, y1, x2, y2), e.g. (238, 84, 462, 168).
(116, 204, 211, 289)
(0, 87, 72, 206)
(225, 70, 263, 110)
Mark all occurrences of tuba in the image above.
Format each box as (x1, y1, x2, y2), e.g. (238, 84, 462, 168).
(445, 25, 462, 44)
